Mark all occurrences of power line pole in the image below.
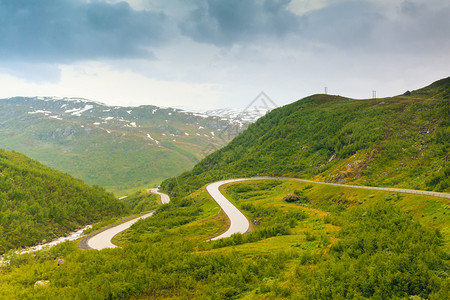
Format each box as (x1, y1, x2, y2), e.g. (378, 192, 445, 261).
(372, 90, 376, 99)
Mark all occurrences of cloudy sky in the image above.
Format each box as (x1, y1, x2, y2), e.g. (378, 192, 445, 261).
(0, 0, 449, 109)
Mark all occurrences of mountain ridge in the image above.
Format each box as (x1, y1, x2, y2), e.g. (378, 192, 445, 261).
(162, 77, 449, 197)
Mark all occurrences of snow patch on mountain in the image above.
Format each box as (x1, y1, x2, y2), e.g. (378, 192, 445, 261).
(28, 110, 52, 115)
(146, 134, 160, 144)
(71, 105, 94, 116)
(179, 106, 269, 124)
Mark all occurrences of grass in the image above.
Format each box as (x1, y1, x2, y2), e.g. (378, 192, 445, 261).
(2, 178, 448, 299)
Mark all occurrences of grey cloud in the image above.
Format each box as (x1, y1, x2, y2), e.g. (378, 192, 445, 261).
(0, 0, 448, 84)
(180, 0, 301, 46)
(390, 0, 450, 54)
(0, 62, 61, 83)
(179, 0, 385, 48)
(301, 0, 450, 55)
(180, 0, 450, 57)
(400, 0, 422, 14)
(300, 1, 382, 48)
(0, 0, 170, 63)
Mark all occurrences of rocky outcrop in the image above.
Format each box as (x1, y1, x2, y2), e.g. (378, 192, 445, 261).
(34, 280, 50, 288)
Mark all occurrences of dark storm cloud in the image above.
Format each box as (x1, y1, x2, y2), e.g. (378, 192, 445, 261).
(0, 0, 170, 63)
(180, 0, 301, 46)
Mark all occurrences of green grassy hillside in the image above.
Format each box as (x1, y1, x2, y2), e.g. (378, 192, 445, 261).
(162, 77, 449, 197)
(0, 179, 447, 299)
(0, 149, 128, 253)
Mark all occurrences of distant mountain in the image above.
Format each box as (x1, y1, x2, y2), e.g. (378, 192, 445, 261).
(183, 107, 270, 124)
(0, 149, 126, 253)
(162, 77, 450, 196)
(0, 97, 259, 194)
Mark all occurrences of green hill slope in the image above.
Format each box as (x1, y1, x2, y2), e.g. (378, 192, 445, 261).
(162, 77, 449, 196)
(0, 149, 127, 253)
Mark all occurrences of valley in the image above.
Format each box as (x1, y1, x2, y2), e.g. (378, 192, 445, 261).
(0, 78, 448, 299)
(0, 97, 263, 194)
(1, 176, 448, 298)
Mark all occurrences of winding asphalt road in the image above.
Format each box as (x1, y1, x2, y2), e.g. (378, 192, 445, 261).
(206, 179, 254, 240)
(149, 188, 171, 204)
(83, 178, 449, 249)
(206, 177, 450, 240)
(86, 212, 154, 249)
(83, 189, 170, 250)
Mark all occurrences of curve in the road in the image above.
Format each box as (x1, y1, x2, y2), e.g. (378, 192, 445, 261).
(87, 212, 154, 250)
(206, 179, 255, 240)
(82, 189, 170, 250)
(207, 177, 450, 240)
(150, 188, 171, 204)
